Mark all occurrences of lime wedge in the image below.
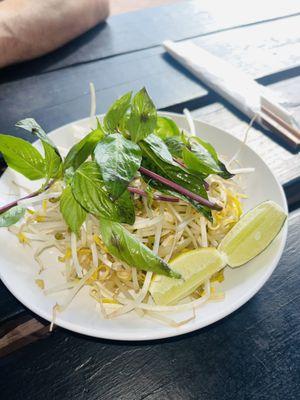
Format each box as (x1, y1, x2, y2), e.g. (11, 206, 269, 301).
(149, 248, 227, 305)
(218, 200, 287, 268)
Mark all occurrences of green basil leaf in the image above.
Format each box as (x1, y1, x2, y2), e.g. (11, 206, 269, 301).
(154, 116, 181, 140)
(140, 135, 211, 220)
(126, 87, 157, 142)
(0, 206, 25, 227)
(42, 141, 62, 179)
(164, 137, 185, 158)
(184, 137, 232, 179)
(0, 134, 45, 180)
(103, 92, 132, 133)
(115, 190, 135, 226)
(60, 186, 86, 234)
(143, 134, 174, 163)
(16, 118, 62, 179)
(72, 162, 135, 225)
(94, 133, 142, 200)
(64, 120, 105, 171)
(16, 118, 54, 148)
(64, 166, 75, 185)
(99, 218, 180, 278)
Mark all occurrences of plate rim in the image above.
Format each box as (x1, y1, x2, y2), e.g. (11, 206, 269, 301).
(0, 112, 288, 341)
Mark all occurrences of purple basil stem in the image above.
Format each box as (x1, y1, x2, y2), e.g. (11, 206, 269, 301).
(139, 166, 221, 211)
(0, 181, 54, 214)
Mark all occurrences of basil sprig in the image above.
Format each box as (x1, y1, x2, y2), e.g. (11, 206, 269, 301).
(99, 218, 180, 278)
(94, 134, 142, 200)
(0, 134, 45, 180)
(126, 87, 157, 142)
(154, 116, 181, 140)
(72, 162, 135, 225)
(60, 186, 87, 234)
(139, 134, 212, 220)
(103, 91, 132, 133)
(183, 137, 233, 179)
(64, 119, 105, 171)
(16, 118, 62, 180)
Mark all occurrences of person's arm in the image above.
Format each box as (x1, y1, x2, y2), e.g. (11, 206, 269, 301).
(0, 0, 109, 68)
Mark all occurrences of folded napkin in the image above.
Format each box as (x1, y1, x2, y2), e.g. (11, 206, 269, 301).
(163, 40, 298, 129)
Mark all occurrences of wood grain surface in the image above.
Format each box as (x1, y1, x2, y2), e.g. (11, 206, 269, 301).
(0, 2, 299, 397)
(0, 209, 299, 399)
(1, 0, 299, 77)
(1, 13, 300, 139)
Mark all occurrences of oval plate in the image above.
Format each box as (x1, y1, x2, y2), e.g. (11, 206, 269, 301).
(0, 113, 288, 340)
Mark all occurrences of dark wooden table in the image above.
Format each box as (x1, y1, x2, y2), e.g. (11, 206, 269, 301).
(0, 1, 299, 398)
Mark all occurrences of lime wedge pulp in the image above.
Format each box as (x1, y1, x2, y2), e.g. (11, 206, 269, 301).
(218, 200, 287, 268)
(149, 248, 227, 305)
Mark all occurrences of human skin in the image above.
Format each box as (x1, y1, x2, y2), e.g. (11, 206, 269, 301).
(0, 0, 110, 67)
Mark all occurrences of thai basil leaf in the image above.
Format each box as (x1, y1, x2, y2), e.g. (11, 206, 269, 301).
(154, 116, 181, 140)
(15, 118, 53, 147)
(115, 190, 135, 226)
(164, 137, 185, 158)
(16, 118, 62, 179)
(72, 162, 135, 225)
(94, 134, 142, 200)
(126, 88, 157, 142)
(42, 141, 62, 179)
(64, 166, 75, 185)
(183, 137, 232, 179)
(139, 135, 211, 220)
(143, 134, 174, 163)
(99, 218, 180, 278)
(103, 92, 132, 133)
(0, 206, 25, 227)
(0, 134, 45, 180)
(60, 186, 86, 234)
(64, 120, 105, 171)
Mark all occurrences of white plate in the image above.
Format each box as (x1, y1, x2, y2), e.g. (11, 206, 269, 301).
(0, 112, 288, 341)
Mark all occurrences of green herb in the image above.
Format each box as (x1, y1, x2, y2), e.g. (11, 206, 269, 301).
(94, 133, 142, 200)
(64, 120, 105, 171)
(72, 161, 135, 225)
(126, 88, 157, 142)
(183, 137, 232, 179)
(143, 133, 174, 163)
(60, 186, 87, 234)
(0, 134, 45, 180)
(139, 134, 212, 219)
(154, 116, 181, 140)
(103, 92, 132, 133)
(99, 218, 180, 278)
(164, 136, 185, 158)
(42, 142, 62, 180)
(0, 206, 25, 227)
(16, 118, 62, 180)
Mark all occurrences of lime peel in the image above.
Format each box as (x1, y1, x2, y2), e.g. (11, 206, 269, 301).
(218, 200, 287, 268)
(149, 248, 227, 305)
(150, 200, 286, 306)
